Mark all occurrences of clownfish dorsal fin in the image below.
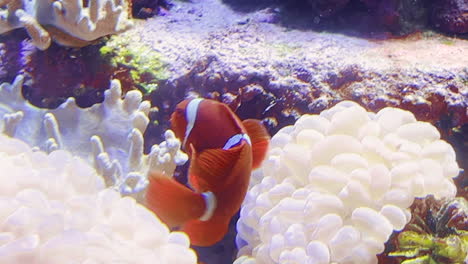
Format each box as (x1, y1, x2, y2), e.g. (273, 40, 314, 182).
(183, 98, 204, 148)
(188, 142, 248, 192)
(242, 119, 270, 169)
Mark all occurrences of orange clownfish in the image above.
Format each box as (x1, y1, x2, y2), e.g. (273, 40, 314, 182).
(145, 98, 270, 246)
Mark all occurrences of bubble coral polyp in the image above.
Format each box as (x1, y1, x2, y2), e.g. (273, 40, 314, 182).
(235, 101, 460, 264)
(0, 133, 196, 264)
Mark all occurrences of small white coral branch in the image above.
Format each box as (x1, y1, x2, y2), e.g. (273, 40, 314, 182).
(148, 129, 189, 177)
(51, 0, 132, 41)
(129, 129, 188, 202)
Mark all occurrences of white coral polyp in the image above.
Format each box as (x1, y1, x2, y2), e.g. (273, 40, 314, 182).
(235, 101, 460, 264)
(0, 134, 196, 264)
(0, 76, 189, 197)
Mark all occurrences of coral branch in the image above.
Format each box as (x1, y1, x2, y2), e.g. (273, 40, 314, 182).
(0, 0, 132, 49)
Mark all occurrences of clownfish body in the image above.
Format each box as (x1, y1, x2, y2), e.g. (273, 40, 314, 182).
(145, 98, 270, 246)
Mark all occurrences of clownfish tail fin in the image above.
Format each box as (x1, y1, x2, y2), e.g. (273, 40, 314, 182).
(145, 171, 206, 228)
(242, 119, 270, 169)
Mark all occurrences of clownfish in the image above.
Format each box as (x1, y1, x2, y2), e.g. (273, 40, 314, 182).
(145, 98, 270, 246)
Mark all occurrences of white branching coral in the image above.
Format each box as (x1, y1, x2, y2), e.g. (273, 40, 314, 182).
(148, 129, 189, 177)
(0, 0, 132, 49)
(130, 129, 189, 202)
(0, 75, 188, 196)
(235, 101, 460, 264)
(0, 133, 197, 264)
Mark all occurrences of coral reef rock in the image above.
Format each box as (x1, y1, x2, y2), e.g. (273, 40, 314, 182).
(431, 0, 468, 34)
(126, 0, 467, 139)
(19, 40, 113, 108)
(306, 0, 350, 18)
(0, 133, 196, 264)
(235, 101, 460, 264)
(0, 0, 133, 49)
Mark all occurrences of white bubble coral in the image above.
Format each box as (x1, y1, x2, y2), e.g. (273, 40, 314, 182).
(0, 134, 196, 264)
(235, 101, 460, 264)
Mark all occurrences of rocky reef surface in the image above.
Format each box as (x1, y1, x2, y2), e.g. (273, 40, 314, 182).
(125, 0, 467, 143)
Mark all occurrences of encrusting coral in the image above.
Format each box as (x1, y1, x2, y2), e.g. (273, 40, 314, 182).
(0, 133, 197, 263)
(0, 0, 133, 50)
(235, 101, 460, 264)
(0, 75, 187, 196)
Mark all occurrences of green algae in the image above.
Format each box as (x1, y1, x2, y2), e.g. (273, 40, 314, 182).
(388, 197, 468, 264)
(100, 35, 169, 94)
(389, 231, 468, 264)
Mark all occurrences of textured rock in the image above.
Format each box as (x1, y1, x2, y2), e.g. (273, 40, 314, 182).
(119, 0, 467, 140)
(306, 0, 350, 17)
(0, 35, 166, 109)
(132, 0, 170, 18)
(19, 41, 113, 108)
(431, 0, 468, 34)
(225, 0, 450, 35)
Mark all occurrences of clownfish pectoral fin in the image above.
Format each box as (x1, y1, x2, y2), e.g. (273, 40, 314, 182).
(242, 119, 270, 169)
(145, 171, 206, 228)
(182, 214, 231, 246)
(188, 143, 247, 192)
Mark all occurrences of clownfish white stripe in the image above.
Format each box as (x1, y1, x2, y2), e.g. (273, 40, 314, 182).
(183, 98, 204, 148)
(223, 133, 251, 150)
(199, 191, 217, 221)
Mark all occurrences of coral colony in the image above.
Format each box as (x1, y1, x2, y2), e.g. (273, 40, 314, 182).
(0, 134, 196, 263)
(234, 101, 461, 264)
